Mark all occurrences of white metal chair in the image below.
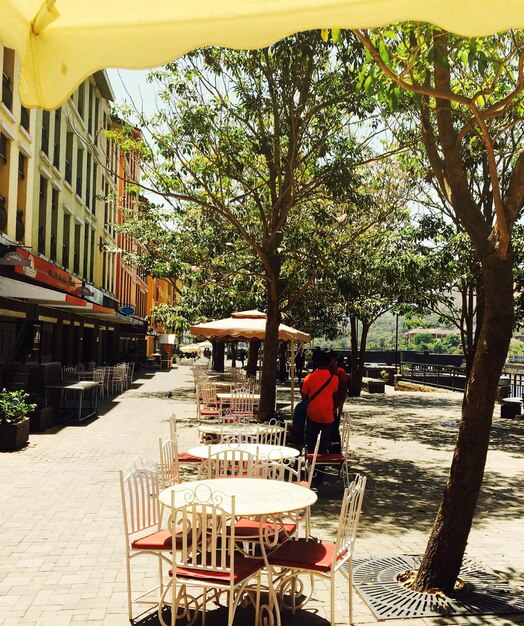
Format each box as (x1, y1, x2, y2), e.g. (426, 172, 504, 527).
(196, 383, 221, 419)
(119, 465, 173, 620)
(92, 368, 106, 400)
(258, 419, 288, 445)
(228, 387, 257, 421)
(268, 473, 367, 625)
(62, 366, 77, 381)
(127, 361, 136, 387)
(158, 489, 263, 626)
(306, 411, 351, 485)
(111, 364, 127, 395)
(169, 413, 202, 463)
(198, 447, 258, 479)
(159, 438, 180, 488)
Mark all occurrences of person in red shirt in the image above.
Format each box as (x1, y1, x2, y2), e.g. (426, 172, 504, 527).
(301, 349, 339, 453)
(329, 351, 348, 453)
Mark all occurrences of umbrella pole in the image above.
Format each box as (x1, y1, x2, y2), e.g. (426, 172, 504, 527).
(290, 340, 295, 414)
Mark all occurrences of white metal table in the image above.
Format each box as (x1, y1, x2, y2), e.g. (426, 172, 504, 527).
(45, 381, 99, 423)
(159, 478, 317, 626)
(197, 422, 284, 440)
(186, 443, 300, 461)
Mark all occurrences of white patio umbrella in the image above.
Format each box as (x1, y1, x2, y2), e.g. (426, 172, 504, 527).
(1, 1, 523, 109)
(191, 310, 310, 409)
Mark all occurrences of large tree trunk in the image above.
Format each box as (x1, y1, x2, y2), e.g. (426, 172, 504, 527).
(259, 264, 281, 421)
(349, 317, 370, 397)
(211, 339, 225, 372)
(414, 254, 514, 592)
(278, 341, 288, 382)
(246, 339, 261, 378)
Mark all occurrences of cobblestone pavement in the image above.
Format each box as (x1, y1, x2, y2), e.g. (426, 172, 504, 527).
(0, 364, 522, 626)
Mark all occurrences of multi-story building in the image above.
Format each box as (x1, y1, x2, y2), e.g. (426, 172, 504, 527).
(112, 121, 148, 363)
(146, 276, 181, 358)
(0, 45, 148, 384)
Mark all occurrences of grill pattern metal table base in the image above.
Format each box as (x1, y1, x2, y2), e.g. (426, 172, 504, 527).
(349, 555, 524, 620)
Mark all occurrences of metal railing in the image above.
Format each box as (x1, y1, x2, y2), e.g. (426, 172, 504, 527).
(400, 361, 524, 397)
(400, 362, 468, 392)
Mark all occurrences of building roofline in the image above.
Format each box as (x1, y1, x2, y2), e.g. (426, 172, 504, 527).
(94, 70, 114, 102)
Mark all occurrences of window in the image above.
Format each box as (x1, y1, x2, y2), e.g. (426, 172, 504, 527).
(2, 48, 14, 111)
(20, 106, 30, 132)
(41, 111, 50, 154)
(38, 176, 48, 255)
(0, 133, 7, 163)
(53, 109, 61, 169)
(18, 152, 25, 179)
(65, 130, 73, 184)
(62, 214, 70, 268)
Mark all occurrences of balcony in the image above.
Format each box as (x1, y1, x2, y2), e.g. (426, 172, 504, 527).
(2, 73, 12, 111)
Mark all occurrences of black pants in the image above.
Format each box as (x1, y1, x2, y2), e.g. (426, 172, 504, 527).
(305, 418, 332, 454)
(329, 410, 342, 453)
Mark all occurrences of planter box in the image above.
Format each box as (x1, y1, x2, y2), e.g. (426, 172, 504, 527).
(0, 420, 30, 451)
(29, 406, 54, 432)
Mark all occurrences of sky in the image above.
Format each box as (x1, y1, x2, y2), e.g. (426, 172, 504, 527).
(106, 68, 156, 113)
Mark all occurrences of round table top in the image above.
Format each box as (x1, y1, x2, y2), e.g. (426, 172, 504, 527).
(216, 392, 261, 400)
(197, 423, 284, 436)
(186, 443, 300, 460)
(159, 477, 317, 516)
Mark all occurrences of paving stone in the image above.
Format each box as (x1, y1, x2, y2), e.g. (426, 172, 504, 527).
(0, 364, 522, 625)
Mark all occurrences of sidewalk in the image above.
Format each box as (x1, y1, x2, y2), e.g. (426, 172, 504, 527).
(0, 364, 522, 625)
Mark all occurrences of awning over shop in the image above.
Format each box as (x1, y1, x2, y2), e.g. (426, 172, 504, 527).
(0, 275, 142, 324)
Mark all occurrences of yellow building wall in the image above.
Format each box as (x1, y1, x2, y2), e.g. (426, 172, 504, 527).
(0, 44, 35, 247)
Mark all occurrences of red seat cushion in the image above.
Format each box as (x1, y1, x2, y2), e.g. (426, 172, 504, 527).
(297, 480, 308, 488)
(131, 526, 187, 550)
(178, 451, 203, 463)
(306, 453, 345, 464)
(172, 552, 262, 584)
(201, 406, 220, 413)
(268, 539, 338, 573)
(233, 519, 297, 542)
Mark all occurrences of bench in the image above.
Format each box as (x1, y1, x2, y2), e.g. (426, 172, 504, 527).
(500, 397, 522, 419)
(362, 377, 385, 394)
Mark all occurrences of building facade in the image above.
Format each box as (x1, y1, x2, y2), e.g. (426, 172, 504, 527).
(0, 46, 151, 387)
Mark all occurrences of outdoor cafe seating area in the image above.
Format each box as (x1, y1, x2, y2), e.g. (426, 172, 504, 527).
(118, 360, 367, 625)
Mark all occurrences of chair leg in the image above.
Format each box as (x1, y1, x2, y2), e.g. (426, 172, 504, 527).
(330, 570, 335, 626)
(348, 559, 353, 624)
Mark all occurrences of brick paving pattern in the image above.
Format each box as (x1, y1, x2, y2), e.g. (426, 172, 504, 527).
(0, 364, 522, 625)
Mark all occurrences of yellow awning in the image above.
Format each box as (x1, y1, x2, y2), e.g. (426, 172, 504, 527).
(1, 1, 523, 110)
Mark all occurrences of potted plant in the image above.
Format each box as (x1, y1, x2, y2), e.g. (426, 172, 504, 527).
(0, 390, 36, 451)
(28, 393, 54, 432)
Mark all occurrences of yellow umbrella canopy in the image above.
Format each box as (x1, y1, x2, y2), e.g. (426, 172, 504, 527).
(190, 310, 310, 343)
(2, 1, 524, 109)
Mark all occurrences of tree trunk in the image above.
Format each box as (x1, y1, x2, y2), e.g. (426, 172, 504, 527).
(349, 316, 362, 396)
(414, 254, 514, 592)
(259, 266, 281, 421)
(278, 341, 288, 382)
(246, 339, 261, 378)
(211, 340, 225, 373)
